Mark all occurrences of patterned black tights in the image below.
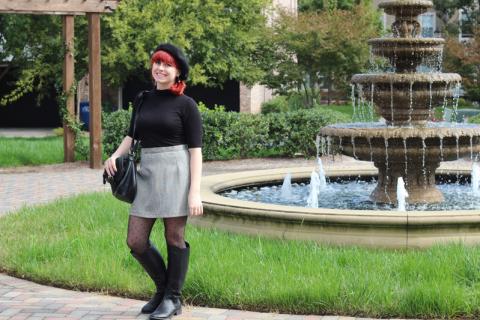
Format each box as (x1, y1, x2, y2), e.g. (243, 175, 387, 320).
(126, 215, 188, 254)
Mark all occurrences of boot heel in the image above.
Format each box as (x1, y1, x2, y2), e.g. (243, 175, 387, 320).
(174, 308, 182, 316)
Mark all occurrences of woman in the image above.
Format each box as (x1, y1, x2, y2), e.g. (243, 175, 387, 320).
(104, 43, 203, 320)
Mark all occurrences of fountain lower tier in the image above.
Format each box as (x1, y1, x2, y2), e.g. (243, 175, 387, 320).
(320, 123, 480, 204)
(351, 73, 462, 125)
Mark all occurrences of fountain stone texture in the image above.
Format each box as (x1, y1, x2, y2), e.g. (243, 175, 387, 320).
(319, 0, 480, 204)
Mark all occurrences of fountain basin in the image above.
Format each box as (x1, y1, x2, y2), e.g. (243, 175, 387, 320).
(320, 123, 480, 203)
(194, 165, 480, 249)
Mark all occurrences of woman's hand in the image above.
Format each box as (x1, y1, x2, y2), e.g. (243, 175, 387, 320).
(104, 155, 119, 177)
(188, 192, 203, 216)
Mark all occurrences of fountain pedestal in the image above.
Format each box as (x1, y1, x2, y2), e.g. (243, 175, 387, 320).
(372, 161, 442, 204)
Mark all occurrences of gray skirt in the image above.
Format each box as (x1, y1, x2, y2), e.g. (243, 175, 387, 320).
(130, 145, 190, 218)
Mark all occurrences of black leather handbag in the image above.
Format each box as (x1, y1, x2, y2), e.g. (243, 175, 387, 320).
(103, 91, 147, 203)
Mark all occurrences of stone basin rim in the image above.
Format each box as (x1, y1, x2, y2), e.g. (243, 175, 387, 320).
(352, 73, 461, 84)
(320, 123, 480, 139)
(379, 0, 433, 12)
(201, 166, 480, 223)
(368, 38, 444, 44)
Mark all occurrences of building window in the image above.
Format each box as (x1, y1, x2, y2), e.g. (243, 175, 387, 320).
(459, 8, 474, 41)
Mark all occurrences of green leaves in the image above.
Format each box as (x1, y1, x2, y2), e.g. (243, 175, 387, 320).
(103, 0, 271, 87)
(262, 3, 381, 106)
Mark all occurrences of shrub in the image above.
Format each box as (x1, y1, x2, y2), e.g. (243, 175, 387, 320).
(102, 108, 132, 157)
(225, 113, 269, 158)
(201, 108, 237, 160)
(101, 103, 348, 160)
(277, 109, 350, 157)
(261, 96, 289, 114)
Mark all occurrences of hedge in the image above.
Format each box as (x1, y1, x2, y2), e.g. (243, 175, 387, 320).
(101, 106, 349, 160)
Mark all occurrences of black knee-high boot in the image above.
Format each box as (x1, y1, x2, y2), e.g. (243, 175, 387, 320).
(150, 242, 190, 320)
(131, 244, 167, 314)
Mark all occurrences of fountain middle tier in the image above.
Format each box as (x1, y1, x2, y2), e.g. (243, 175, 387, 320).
(368, 38, 444, 72)
(352, 73, 461, 125)
(320, 122, 480, 204)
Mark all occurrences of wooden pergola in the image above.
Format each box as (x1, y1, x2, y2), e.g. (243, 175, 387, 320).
(0, 0, 119, 169)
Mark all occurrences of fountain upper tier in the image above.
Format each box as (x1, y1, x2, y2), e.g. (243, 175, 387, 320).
(352, 73, 461, 125)
(379, 1, 432, 16)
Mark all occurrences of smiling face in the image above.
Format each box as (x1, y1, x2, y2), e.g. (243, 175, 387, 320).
(150, 50, 180, 90)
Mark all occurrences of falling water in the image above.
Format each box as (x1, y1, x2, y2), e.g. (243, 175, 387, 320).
(403, 138, 408, 176)
(315, 135, 321, 159)
(442, 82, 449, 121)
(440, 136, 444, 161)
(456, 133, 460, 160)
(368, 137, 373, 162)
(408, 81, 414, 124)
(472, 163, 480, 196)
(397, 177, 409, 211)
(351, 136, 357, 159)
(422, 138, 427, 186)
(306, 170, 320, 208)
(351, 84, 357, 121)
(369, 84, 375, 122)
(326, 136, 332, 157)
(452, 82, 461, 122)
(429, 81, 433, 120)
(384, 138, 391, 203)
(281, 173, 293, 200)
(470, 134, 474, 160)
(390, 80, 394, 124)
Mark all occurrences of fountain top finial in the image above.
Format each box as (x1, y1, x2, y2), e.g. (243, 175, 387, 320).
(379, 0, 433, 16)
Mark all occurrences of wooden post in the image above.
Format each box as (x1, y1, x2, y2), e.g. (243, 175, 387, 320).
(62, 15, 75, 162)
(88, 13, 102, 169)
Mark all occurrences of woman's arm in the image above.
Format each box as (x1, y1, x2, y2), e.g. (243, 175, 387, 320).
(103, 136, 133, 177)
(188, 147, 203, 216)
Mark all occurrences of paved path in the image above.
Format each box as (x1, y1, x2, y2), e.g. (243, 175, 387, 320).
(1, 156, 458, 320)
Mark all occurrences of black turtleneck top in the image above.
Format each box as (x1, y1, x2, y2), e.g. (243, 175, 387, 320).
(127, 89, 202, 148)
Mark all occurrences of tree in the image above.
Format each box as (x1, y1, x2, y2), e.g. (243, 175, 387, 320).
(432, 0, 479, 35)
(444, 27, 480, 102)
(1, 0, 271, 106)
(262, 2, 381, 106)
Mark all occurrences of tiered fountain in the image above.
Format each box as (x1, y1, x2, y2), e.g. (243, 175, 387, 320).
(195, 0, 480, 248)
(320, 0, 480, 204)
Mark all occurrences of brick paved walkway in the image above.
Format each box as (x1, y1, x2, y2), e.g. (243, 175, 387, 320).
(0, 156, 453, 320)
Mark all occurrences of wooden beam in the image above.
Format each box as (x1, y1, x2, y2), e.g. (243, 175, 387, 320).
(62, 15, 75, 163)
(88, 13, 102, 169)
(0, 0, 119, 14)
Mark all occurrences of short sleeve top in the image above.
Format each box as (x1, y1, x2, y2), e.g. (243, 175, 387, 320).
(127, 89, 202, 148)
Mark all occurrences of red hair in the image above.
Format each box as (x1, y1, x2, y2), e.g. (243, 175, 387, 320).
(151, 50, 186, 95)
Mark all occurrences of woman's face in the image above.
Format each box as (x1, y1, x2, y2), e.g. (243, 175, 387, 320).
(151, 61, 179, 88)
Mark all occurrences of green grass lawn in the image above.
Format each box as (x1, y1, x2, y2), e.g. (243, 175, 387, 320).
(0, 136, 65, 167)
(2, 192, 480, 319)
(318, 104, 354, 119)
(0, 136, 88, 168)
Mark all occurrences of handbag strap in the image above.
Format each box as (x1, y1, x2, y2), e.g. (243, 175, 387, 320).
(130, 90, 149, 155)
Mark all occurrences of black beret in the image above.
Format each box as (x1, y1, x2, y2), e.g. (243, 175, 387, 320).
(152, 43, 189, 81)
